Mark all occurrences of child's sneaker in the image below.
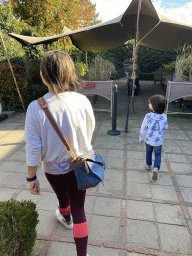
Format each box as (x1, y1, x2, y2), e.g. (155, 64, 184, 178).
(55, 209, 73, 229)
(152, 168, 158, 181)
(146, 165, 151, 171)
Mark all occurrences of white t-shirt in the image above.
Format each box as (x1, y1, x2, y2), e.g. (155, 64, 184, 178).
(24, 91, 95, 174)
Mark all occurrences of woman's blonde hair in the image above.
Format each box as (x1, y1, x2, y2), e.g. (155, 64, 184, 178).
(40, 51, 81, 94)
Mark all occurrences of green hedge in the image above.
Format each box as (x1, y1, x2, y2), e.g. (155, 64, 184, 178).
(0, 199, 39, 256)
(0, 62, 28, 110)
(139, 73, 154, 81)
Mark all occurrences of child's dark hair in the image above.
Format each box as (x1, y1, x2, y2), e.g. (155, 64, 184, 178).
(149, 94, 166, 114)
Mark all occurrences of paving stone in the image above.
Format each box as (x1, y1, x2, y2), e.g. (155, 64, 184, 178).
(93, 136, 109, 148)
(151, 185, 178, 201)
(127, 200, 155, 221)
(0, 161, 23, 173)
(104, 168, 123, 183)
(159, 160, 168, 170)
(180, 146, 192, 154)
(185, 155, 192, 164)
(163, 146, 183, 154)
(127, 137, 140, 144)
(163, 140, 178, 147)
(154, 203, 187, 226)
(87, 245, 120, 256)
(127, 183, 152, 199)
(1, 172, 26, 186)
(169, 123, 181, 130)
(127, 145, 144, 152)
(127, 253, 146, 256)
(31, 240, 45, 256)
(0, 171, 11, 182)
(127, 170, 149, 184)
(93, 197, 121, 217)
(187, 207, 192, 219)
(127, 151, 145, 160)
(180, 187, 192, 203)
(105, 157, 124, 168)
(0, 144, 21, 160)
(36, 209, 56, 235)
(158, 223, 192, 254)
(105, 149, 124, 159)
(0, 188, 17, 201)
(127, 219, 160, 250)
(98, 179, 122, 195)
(36, 192, 58, 210)
(170, 162, 192, 174)
(163, 133, 175, 139)
(9, 150, 26, 161)
(176, 140, 192, 147)
(107, 137, 125, 150)
(0, 136, 24, 144)
(166, 154, 188, 163)
(89, 215, 120, 242)
(0, 122, 21, 130)
(11, 162, 27, 173)
(56, 221, 74, 238)
(126, 159, 146, 170)
(0, 130, 11, 138)
(85, 196, 96, 214)
(15, 189, 40, 204)
(150, 173, 172, 186)
(176, 174, 192, 188)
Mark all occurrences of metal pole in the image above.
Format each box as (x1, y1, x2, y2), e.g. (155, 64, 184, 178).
(0, 31, 25, 111)
(130, 0, 142, 113)
(125, 85, 132, 133)
(107, 84, 121, 136)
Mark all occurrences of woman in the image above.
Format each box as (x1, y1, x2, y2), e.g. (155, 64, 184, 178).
(24, 51, 95, 256)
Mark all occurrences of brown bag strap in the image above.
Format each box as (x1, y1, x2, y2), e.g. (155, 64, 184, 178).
(37, 97, 76, 161)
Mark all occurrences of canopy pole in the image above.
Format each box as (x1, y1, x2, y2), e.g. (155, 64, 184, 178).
(0, 31, 25, 111)
(130, 0, 142, 113)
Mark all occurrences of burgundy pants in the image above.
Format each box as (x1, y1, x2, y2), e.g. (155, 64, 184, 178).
(45, 171, 88, 256)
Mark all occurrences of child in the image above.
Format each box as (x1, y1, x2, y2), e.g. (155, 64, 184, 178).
(139, 94, 168, 181)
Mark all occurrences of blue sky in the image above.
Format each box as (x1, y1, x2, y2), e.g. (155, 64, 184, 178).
(92, 0, 192, 25)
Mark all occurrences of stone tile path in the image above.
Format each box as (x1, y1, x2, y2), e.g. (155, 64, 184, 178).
(0, 79, 192, 255)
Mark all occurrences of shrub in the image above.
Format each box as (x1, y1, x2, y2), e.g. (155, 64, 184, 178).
(0, 62, 28, 110)
(139, 73, 154, 80)
(174, 45, 192, 82)
(85, 55, 116, 81)
(0, 199, 39, 256)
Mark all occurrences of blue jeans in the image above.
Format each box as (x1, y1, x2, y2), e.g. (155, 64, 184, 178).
(145, 143, 162, 171)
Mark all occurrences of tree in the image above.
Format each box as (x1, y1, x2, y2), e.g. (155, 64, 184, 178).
(7, 0, 100, 35)
(137, 46, 177, 73)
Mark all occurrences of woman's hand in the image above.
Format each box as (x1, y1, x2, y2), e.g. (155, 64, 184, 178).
(139, 141, 143, 145)
(28, 179, 41, 195)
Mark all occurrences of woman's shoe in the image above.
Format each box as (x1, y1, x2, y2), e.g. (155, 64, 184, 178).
(55, 209, 73, 229)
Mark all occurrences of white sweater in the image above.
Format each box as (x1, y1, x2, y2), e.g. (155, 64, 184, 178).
(24, 92, 95, 173)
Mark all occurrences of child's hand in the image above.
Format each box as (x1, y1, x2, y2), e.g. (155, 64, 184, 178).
(139, 141, 143, 145)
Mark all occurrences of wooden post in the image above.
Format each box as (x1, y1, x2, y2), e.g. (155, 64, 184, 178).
(0, 31, 25, 111)
(130, 0, 142, 113)
(61, 20, 65, 51)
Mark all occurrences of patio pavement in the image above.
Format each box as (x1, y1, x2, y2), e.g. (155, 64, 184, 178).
(0, 78, 192, 256)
